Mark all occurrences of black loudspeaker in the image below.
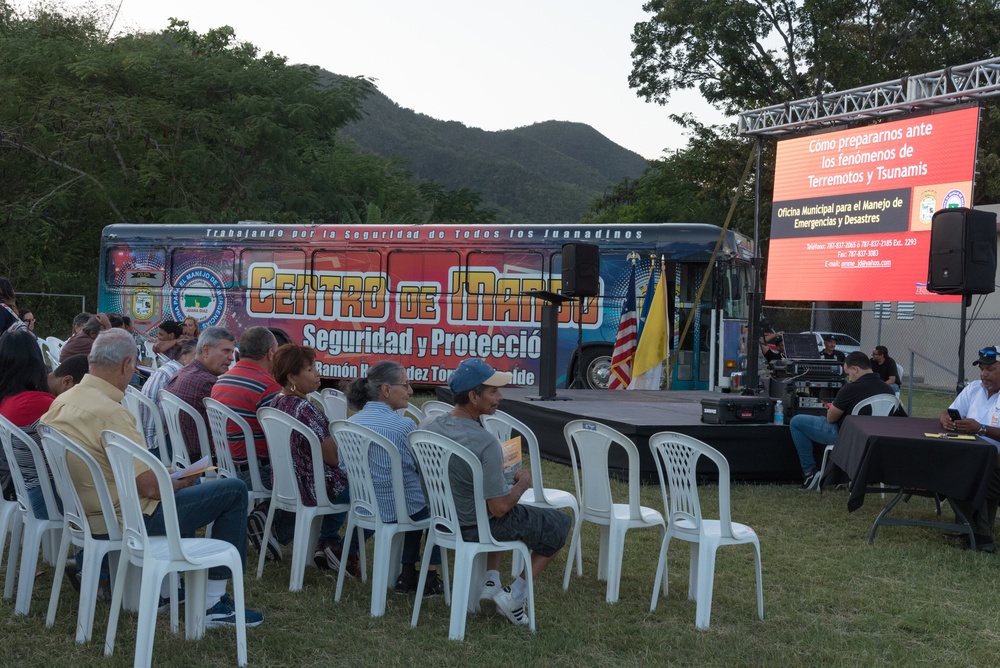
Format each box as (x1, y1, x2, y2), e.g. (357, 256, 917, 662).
(928, 207, 997, 295)
(562, 243, 600, 297)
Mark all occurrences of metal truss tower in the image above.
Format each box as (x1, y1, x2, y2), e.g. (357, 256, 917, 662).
(738, 57, 1000, 138)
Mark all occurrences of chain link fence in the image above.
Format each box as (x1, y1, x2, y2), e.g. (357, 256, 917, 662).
(761, 302, 1000, 392)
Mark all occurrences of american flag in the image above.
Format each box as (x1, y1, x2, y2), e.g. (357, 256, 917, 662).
(608, 262, 638, 390)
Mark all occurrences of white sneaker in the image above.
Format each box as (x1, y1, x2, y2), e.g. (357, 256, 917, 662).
(492, 586, 529, 626)
(479, 576, 501, 603)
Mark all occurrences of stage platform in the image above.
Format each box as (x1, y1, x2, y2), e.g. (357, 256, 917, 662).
(436, 387, 807, 483)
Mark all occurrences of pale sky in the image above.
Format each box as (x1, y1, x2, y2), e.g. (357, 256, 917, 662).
(20, 0, 730, 159)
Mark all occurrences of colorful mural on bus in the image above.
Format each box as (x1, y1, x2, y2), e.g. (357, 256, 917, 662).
(100, 223, 753, 389)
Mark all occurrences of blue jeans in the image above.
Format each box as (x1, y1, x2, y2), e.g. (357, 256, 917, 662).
(401, 506, 441, 566)
(789, 414, 840, 474)
(27, 484, 61, 520)
(143, 477, 248, 580)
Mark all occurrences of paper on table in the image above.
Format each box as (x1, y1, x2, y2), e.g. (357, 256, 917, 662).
(170, 455, 217, 479)
(924, 432, 977, 440)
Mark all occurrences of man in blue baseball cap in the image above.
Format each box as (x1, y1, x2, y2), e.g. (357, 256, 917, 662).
(423, 358, 571, 628)
(940, 345, 1000, 552)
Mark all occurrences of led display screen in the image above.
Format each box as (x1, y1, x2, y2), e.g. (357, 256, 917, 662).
(766, 106, 980, 302)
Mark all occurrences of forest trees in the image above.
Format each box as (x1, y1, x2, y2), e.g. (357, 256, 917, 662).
(0, 4, 490, 329)
(603, 0, 1000, 227)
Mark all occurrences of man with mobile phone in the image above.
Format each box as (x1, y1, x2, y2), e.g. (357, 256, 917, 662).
(939, 345, 1000, 553)
(789, 351, 896, 490)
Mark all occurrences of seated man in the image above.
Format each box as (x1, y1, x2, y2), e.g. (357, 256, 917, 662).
(152, 320, 185, 361)
(209, 327, 282, 561)
(40, 329, 262, 627)
(789, 351, 895, 489)
(163, 327, 236, 462)
(346, 361, 443, 595)
(48, 354, 89, 396)
(210, 327, 279, 473)
(870, 345, 900, 393)
(59, 314, 110, 363)
(939, 345, 1000, 553)
(423, 358, 571, 626)
(820, 336, 845, 364)
(141, 338, 198, 457)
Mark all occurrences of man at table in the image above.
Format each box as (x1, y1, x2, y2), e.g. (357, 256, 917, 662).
(939, 345, 1000, 552)
(790, 351, 896, 490)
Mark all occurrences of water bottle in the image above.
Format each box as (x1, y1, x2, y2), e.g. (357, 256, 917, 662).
(774, 400, 785, 425)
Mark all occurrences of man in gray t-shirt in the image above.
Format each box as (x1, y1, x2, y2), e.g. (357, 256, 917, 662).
(423, 358, 571, 628)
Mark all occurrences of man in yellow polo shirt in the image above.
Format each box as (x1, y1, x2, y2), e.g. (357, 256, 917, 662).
(41, 328, 263, 628)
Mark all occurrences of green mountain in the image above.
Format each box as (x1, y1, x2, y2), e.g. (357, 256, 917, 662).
(337, 82, 650, 225)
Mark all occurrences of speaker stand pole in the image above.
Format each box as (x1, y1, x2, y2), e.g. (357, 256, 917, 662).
(568, 296, 585, 389)
(521, 290, 573, 401)
(958, 294, 971, 393)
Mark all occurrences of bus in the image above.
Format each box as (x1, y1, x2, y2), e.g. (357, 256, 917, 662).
(98, 222, 754, 390)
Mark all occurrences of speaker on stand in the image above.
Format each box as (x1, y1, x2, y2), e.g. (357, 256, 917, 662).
(562, 243, 600, 389)
(927, 206, 998, 392)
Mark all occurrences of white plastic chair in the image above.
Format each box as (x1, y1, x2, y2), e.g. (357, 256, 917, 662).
(40, 425, 123, 643)
(407, 429, 536, 640)
(0, 491, 21, 601)
(257, 407, 355, 591)
(648, 431, 764, 629)
(562, 420, 665, 604)
(45, 336, 66, 364)
(159, 390, 213, 471)
(419, 400, 453, 422)
(815, 393, 900, 492)
(143, 340, 158, 368)
(0, 415, 64, 615)
(395, 403, 424, 425)
(204, 398, 270, 512)
(320, 388, 348, 422)
(101, 430, 248, 666)
(481, 411, 582, 588)
(123, 386, 172, 468)
(331, 420, 444, 617)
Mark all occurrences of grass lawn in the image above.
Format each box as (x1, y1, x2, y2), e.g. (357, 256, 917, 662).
(2, 388, 996, 667)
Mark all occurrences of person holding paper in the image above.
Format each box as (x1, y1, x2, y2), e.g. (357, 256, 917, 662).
(422, 358, 571, 627)
(346, 361, 443, 596)
(939, 345, 1000, 553)
(41, 329, 263, 628)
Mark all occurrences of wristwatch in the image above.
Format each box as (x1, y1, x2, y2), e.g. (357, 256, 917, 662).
(979, 424, 988, 436)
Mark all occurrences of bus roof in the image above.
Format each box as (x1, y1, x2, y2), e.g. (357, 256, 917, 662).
(101, 222, 754, 260)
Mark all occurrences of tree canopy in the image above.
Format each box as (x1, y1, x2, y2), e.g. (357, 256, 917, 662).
(629, 0, 1000, 116)
(0, 4, 495, 331)
(596, 1, 1000, 240)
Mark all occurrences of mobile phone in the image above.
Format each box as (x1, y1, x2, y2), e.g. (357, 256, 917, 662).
(947, 408, 962, 421)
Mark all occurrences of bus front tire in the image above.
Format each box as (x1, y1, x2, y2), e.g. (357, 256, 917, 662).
(578, 347, 613, 390)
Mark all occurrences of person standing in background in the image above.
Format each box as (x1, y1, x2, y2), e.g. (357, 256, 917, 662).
(0, 277, 27, 334)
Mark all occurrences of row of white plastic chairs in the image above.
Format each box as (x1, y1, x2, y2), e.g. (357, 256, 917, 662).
(1, 394, 764, 659)
(0, 414, 248, 666)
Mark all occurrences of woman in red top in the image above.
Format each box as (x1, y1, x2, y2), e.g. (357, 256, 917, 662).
(0, 329, 56, 515)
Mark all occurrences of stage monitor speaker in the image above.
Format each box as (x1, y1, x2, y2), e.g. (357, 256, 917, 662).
(927, 207, 997, 295)
(562, 243, 600, 297)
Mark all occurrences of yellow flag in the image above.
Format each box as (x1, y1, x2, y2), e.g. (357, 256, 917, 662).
(628, 265, 667, 390)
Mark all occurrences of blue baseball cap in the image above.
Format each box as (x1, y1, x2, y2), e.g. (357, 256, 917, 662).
(448, 359, 513, 394)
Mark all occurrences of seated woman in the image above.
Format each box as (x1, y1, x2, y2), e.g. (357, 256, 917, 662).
(269, 344, 361, 578)
(347, 361, 443, 596)
(0, 329, 58, 515)
(182, 316, 201, 341)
